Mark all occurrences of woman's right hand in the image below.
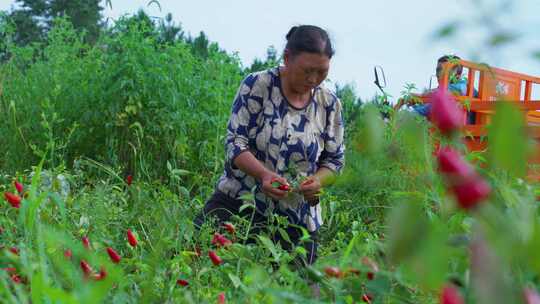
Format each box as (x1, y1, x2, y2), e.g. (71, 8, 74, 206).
(260, 172, 290, 200)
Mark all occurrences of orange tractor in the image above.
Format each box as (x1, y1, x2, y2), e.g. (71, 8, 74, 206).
(374, 59, 540, 178)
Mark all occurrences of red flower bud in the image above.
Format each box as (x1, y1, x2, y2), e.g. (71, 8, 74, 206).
(127, 229, 138, 247)
(4, 192, 21, 208)
(82, 236, 91, 249)
(218, 292, 226, 304)
(451, 176, 491, 209)
(14, 181, 24, 194)
(440, 284, 464, 304)
(324, 266, 344, 279)
(64, 249, 73, 259)
(223, 223, 235, 234)
(80, 260, 93, 276)
(212, 233, 232, 247)
(208, 250, 222, 266)
(126, 175, 133, 186)
(437, 147, 474, 179)
(177, 279, 189, 286)
(367, 271, 375, 280)
(106, 247, 121, 264)
(430, 89, 463, 135)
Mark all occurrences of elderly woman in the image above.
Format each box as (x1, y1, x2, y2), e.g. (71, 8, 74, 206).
(195, 25, 345, 267)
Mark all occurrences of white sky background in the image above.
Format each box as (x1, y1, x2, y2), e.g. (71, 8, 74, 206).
(1, 0, 539, 101)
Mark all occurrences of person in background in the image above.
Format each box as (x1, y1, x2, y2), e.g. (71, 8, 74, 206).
(395, 55, 478, 123)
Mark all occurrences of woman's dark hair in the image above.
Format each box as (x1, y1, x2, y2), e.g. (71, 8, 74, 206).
(285, 25, 334, 59)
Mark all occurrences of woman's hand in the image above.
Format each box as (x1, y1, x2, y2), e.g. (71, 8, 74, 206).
(299, 176, 322, 205)
(260, 172, 290, 200)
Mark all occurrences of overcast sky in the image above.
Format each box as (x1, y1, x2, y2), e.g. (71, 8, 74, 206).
(1, 0, 539, 101)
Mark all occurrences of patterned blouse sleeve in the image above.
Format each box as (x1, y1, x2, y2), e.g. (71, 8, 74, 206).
(225, 74, 263, 169)
(318, 96, 345, 173)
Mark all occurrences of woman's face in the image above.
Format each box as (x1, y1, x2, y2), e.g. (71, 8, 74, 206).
(284, 51, 330, 94)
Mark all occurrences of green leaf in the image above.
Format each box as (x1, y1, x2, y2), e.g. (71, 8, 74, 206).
(533, 50, 540, 61)
(228, 273, 244, 290)
(434, 21, 459, 39)
(386, 199, 429, 265)
(257, 235, 280, 262)
(488, 102, 527, 177)
(488, 32, 516, 47)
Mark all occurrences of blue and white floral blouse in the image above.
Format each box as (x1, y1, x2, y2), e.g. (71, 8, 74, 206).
(216, 67, 345, 232)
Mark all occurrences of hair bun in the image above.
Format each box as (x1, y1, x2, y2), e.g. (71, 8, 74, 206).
(286, 26, 298, 41)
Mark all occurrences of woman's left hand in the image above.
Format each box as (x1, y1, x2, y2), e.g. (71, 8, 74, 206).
(298, 176, 322, 204)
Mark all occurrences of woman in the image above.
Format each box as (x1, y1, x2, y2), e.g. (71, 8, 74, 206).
(195, 25, 345, 266)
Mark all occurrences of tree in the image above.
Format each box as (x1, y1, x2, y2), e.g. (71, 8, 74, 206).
(157, 13, 184, 44)
(246, 45, 279, 73)
(5, 0, 103, 46)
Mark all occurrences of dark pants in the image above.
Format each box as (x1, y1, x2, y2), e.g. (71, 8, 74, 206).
(194, 190, 318, 265)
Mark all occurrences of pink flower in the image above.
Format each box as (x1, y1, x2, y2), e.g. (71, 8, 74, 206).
(440, 284, 464, 304)
(437, 147, 474, 179)
(451, 176, 491, 209)
(430, 89, 464, 135)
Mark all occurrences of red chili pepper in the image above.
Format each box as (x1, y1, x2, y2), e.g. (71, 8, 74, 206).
(212, 233, 232, 247)
(127, 229, 138, 247)
(271, 179, 290, 191)
(324, 266, 344, 279)
(11, 274, 22, 284)
(126, 175, 133, 186)
(223, 223, 235, 234)
(278, 184, 290, 191)
(361, 294, 372, 303)
(9, 247, 19, 256)
(217, 292, 226, 304)
(451, 177, 491, 209)
(82, 236, 91, 249)
(106, 247, 121, 264)
(14, 181, 24, 194)
(440, 284, 464, 304)
(177, 279, 189, 287)
(80, 260, 93, 276)
(430, 89, 463, 135)
(208, 250, 222, 266)
(94, 267, 107, 281)
(4, 192, 21, 208)
(367, 271, 375, 280)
